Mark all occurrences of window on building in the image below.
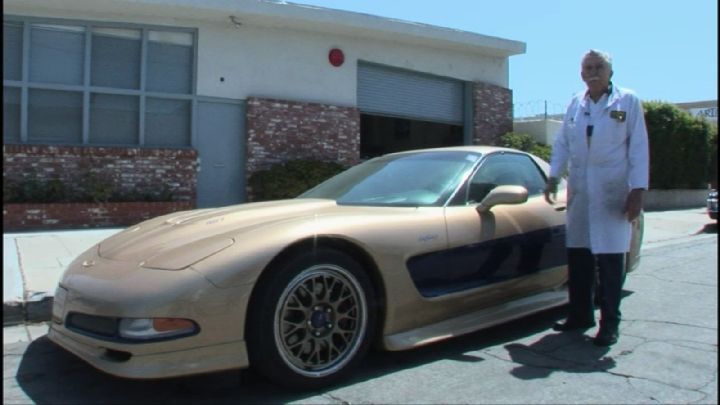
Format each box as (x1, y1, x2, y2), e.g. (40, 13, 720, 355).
(3, 21, 23, 80)
(91, 27, 141, 89)
(145, 98, 191, 146)
(90, 93, 139, 145)
(147, 30, 193, 94)
(30, 24, 85, 85)
(3, 87, 21, 142)
(28, 89, 83, 144)
(2, 17, 196, 147)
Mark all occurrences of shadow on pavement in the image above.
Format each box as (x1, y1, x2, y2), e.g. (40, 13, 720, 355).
(506, 333, 613, 380)
(697, 222, 717, 234)
(16, 306, 578, 404)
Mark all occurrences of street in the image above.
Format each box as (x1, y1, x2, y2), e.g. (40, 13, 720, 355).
(4, 210, 717, 404)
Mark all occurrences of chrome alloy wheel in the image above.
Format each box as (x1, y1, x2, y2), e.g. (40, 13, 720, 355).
(273, 264, 368, 378)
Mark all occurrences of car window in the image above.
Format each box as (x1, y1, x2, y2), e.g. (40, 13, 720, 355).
(299, 151, 479, 207)
(457, 152, 547, 205)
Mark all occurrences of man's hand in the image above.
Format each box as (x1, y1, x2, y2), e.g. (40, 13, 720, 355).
(544, 177, 559, 204)
(624, 188, 644, 222)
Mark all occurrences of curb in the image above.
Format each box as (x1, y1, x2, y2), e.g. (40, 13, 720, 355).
(3, 297, 53, 326)
(644, 189, 708, 211)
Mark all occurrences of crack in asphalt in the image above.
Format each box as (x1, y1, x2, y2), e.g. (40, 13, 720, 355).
(631, 272, 717, 287)
(321, 392, 352, 404)
(604, 366, 710, 394)
(482, 330, 717, 401)
(622, 318, 718, 332)
(641, 236, 716, 256)
(692, 372, 718, 404)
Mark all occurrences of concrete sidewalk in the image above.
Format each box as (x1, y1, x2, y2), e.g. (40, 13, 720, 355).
(3, 228, 122, 325)
(2, 207, 715, 326)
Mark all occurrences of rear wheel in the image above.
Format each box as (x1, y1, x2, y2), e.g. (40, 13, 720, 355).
(247, 248, 376, 389)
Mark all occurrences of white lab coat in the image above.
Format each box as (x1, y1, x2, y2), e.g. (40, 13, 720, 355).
(550, 84, 649, 253)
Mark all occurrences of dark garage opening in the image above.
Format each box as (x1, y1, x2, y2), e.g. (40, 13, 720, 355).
(360, 114, 464, 159)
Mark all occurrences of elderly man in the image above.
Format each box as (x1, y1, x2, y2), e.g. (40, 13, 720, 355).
(544, 49, 649, 346)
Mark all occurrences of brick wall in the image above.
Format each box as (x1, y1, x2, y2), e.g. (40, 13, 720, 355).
(3, 144, 198, 202)
(472, 82, 514, 145)
(245, 97, 361, 177)
(3, 201, 194, 231)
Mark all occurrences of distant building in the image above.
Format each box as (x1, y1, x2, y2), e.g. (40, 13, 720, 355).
(675, 100, 717, 127)
(513, 115, 563, 146)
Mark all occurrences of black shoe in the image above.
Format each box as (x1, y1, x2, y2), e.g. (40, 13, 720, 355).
(553, 318, 596, 332)
(593, 329, 619, 346)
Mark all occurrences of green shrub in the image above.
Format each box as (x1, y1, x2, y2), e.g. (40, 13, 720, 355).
(3, 176, 67, 203)
(248, 159, 346, 201)
(114, 183, 175, 202)
(710, 129, 718, 188)
(499, 132, 552, 162)
(3, 173, 177, 203)
(643, 101, 714, 189)
(80, 173, 114, 203)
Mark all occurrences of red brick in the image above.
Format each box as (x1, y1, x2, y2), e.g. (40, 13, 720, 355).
(3, 201, 194, 231)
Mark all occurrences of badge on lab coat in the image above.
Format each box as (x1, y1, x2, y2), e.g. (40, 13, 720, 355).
(610, 110, 627, 122)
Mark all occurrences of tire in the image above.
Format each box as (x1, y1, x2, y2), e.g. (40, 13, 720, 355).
(246, 248, 376, 389)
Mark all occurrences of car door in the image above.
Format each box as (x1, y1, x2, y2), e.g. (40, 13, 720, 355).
(419, 152, 567, 302)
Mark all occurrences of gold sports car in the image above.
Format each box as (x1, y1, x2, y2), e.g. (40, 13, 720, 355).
(48, 146, 643, 389)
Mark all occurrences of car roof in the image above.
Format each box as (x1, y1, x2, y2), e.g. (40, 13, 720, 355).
(384, 145, 522, 157)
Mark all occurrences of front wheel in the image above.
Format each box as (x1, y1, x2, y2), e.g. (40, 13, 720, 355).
(247, 248, 376, 389)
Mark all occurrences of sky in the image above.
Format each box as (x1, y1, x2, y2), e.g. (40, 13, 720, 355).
(289, 0, 717, 117)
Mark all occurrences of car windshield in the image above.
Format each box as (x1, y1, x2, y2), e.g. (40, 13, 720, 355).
(299, 151, 481, 207)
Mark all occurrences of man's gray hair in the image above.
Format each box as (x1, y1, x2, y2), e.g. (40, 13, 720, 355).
(583, 49, 613, 70)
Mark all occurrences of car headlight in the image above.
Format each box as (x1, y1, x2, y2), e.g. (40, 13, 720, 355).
(119, 318, 198, 340)
(65, 313, 199, 342)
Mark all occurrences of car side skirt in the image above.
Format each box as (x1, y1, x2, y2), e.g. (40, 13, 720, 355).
(382, 287, 568, 351)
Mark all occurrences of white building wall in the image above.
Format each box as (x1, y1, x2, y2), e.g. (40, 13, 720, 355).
(513, 119, 562, 145)
(5, 0, 511, 107)
(198, 23, 508, 105)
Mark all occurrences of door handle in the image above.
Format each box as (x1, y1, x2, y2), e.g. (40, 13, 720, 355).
(554, 205, 567, 212)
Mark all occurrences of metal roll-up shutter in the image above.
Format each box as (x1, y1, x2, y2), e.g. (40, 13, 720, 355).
(357, 62, 464, 125)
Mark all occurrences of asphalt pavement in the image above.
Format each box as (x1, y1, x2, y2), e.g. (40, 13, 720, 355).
(2, 207, 717, 404)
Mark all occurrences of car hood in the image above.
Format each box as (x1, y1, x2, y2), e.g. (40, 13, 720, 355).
(97, 198, 337, 265)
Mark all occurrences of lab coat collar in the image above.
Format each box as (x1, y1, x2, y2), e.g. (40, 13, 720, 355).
(605, 82, 622, 107)
(582, 82, 619, 111)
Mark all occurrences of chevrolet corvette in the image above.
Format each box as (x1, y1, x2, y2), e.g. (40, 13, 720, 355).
(48, 146, 643, 389)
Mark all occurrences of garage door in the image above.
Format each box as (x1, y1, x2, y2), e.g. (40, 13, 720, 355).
(357, 62, 464, 125)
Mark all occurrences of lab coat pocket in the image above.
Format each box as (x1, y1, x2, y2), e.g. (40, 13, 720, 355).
(601, 178, 628, 214)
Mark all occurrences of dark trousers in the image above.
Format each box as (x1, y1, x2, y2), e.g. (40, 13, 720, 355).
(567, 248, 626, 332)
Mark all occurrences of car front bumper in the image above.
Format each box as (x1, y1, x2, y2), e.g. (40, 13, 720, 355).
(48, 248, 254, 379)
(48, 325, 248, 379)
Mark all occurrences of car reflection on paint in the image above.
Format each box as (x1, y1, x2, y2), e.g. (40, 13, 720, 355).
(48, 146, 643, 389)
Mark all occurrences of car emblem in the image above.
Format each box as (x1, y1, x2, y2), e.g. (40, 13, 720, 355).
(82, 260, 96, 268)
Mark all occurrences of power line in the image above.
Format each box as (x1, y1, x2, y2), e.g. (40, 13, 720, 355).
(513, 100, 565, 120)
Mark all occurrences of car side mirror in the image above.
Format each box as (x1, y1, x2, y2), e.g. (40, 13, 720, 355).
(476, 185, 528, 213)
